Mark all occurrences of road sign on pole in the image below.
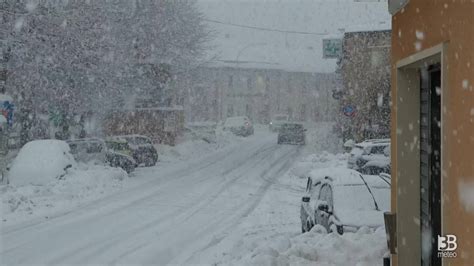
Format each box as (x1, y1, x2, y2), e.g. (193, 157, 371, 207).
(323, 39, 342, 59)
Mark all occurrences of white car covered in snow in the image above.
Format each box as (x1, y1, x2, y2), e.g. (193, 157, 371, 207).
(269, 114, 289, 132)
(223, 116, 254, 137)
(300, 168, 390, 234)
(347, 139, 391, 175)
(7, 139, 76, 186)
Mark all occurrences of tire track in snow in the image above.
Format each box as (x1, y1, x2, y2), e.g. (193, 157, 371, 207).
(44, 140, 280, 265)
(87, 144, 296, 265)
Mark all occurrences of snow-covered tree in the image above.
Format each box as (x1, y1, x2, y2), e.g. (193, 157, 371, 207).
(2, 0, 210, 140)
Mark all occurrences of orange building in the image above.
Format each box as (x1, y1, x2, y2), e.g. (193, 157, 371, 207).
(389, 1, 474, 266)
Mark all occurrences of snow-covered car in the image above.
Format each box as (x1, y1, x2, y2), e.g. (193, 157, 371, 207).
(223, 116, 254, 137)
(66, 138, 107, 164)
(7, 139, 76, 186)
(269, 114, 289, 132)
(347, 139, 390, 174)
(277, 122, 306, 145)
(300, 168, 390, 234)
(104, 138, 136, 173)
(117, 135, 158, 166)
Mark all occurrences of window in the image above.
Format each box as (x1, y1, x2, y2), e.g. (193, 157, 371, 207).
(300, 104, 306, 120)
(228, 75, 233, 88)
(227, 104, 234, 116)
(87, 142, 103, 153)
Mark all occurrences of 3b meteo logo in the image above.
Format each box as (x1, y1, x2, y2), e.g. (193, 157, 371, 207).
(438, 235, 457, 258)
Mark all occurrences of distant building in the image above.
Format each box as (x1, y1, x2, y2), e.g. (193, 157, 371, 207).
(179, 66, 338, 124)
(337, 28, 391, 142)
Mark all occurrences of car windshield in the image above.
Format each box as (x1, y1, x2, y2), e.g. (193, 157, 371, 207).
(281, 124, 303, 131)
(3, 1, 468, 265)
(224, 117, 246, 126)
(333, 185, 376, 212)
(107, 142, 128, 151)
(126, 137, 149, 145)
(274, 115, 288, 121)
(350, 146, 365, 156)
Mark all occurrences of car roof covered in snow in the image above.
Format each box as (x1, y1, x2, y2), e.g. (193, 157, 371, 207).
(105, 136, 129, 143)
(309, 168, 364, 186)
(224, 116, 250, 126)
(308, 167, 389, 188)
(66, 138, 105, 144)
(117, 134, 151, 140)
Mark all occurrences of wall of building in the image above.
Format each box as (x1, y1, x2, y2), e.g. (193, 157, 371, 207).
(183, 67, 338, 124)
(391, 1, 474, 265)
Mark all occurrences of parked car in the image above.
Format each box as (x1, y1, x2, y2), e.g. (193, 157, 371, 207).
(223, 116, 254, 137)
(300, 168, 390, 234)
(347, 139, 390, 174)
(277, 122, 306, 145)
(104, 137, 136, 173)
(117, 135, 158, 166)
(66, 138, 107, 164)
(7, 140, 75, 186)
(269, 114, 289, 132)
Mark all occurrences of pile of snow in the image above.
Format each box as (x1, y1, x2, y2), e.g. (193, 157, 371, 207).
(291, 151, 348, 178)
(157, 124, 266, 163)
(216, 226, 387, 266)
(8, 140, 76, 186)
(2, 163, 127, 225)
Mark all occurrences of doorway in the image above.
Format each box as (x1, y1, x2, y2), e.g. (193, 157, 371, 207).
(420, 64, 442, 266)
(395, 43, 447, 266)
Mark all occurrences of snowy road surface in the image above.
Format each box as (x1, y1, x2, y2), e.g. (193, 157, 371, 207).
(1, 133, 302, 265)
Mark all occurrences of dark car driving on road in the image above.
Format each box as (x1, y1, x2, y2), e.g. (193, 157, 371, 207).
(277, 123, 306, 145)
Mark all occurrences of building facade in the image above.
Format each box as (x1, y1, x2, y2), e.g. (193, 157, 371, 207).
(337, 29, 391, 142)
(181, 66, 338, 124)
(389, 1, 474, 266)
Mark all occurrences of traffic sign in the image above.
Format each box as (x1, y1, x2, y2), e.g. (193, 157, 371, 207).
(323, 39, 342, 59)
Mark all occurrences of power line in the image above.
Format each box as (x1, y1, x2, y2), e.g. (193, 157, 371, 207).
(203, 18, 328, 36)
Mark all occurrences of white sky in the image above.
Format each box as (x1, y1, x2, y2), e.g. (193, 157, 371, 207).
(198, 0, 391, 73)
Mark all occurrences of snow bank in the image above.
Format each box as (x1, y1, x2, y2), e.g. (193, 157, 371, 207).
(2, 163, 127, 225)
(157, 124, 259, 163)
(8, 140, 76, 186)
(291, 151, 348, 178)
(217, 227, 387, 266)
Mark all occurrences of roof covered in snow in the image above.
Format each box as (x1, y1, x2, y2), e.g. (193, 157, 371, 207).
(198, 0, 391, 73)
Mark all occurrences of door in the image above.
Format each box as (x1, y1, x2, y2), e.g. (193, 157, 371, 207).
(420, 64, 442, 266)
(315, 184, 334, 230)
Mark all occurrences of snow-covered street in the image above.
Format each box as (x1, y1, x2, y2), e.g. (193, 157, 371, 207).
(1, 126, 387, 266)
(2, 131, 299, 265)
